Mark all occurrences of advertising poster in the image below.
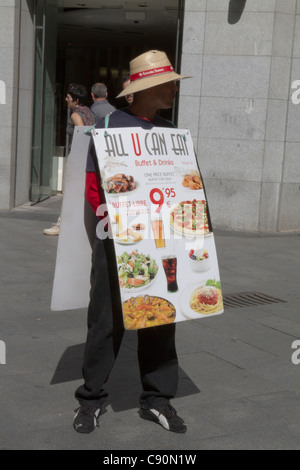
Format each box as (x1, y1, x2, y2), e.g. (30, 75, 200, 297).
(93, 127, 224, 330)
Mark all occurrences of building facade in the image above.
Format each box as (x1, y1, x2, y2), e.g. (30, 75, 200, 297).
(1, 0, 300, 232)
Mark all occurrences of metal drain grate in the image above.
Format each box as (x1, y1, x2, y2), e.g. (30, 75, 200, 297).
(223, 292, 286, 309)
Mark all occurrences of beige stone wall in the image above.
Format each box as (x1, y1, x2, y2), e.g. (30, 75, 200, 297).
(0, 0, 34, 209)
(179, 0, 300, 232)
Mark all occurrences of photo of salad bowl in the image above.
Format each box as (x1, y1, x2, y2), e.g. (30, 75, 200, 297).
(117, 250, 158, 291)
(188, 249, 211, 272)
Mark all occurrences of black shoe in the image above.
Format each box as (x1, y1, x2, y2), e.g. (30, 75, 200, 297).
(73, 404, 101, 434)
(139, 403, 187, 434)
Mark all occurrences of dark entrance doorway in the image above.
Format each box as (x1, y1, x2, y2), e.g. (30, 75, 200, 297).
(31, 0, 183, 201)
(55, 0, 183, 176)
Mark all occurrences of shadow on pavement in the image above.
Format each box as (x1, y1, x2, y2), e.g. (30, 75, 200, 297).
(51, 343, 200, 412)
(228, 0, 247, 24)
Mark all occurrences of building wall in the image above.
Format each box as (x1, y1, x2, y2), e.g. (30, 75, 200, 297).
(179, 0, 300, 232)
(1, 0, 300, 232)
(15, 0, 35, 206)
(0, 0, 19, 209)
(0, 0, 34, 210)
(282, 0, 300, 231)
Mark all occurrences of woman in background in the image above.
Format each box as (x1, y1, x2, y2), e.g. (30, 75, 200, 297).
(43, 83, 95, 236)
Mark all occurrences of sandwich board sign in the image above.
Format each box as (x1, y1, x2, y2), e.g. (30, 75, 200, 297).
(51, 128, 93, 312)
(92, 127, 224, 330)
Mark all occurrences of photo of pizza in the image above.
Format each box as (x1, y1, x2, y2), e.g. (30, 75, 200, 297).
(122, 295, 176, 330)
(170, 199, 211, 237)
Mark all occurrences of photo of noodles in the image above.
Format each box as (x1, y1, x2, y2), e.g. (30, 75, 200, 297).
(190, 285, 223, 315)
(122, 295, 176, 330)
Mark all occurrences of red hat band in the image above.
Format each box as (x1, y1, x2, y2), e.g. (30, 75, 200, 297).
(130, 66, 174, 82)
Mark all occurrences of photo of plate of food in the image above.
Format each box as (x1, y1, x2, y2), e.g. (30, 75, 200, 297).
(170, 199, 212, 238)
(122, 295, 176, 330)
(115, 228, 144, 245)
(104, 173, 138, 195)
(113, 221, 146, 245)
(180, 279, 223, 319)
(117, 251, 158, 291)
(182, 170, 203, 191)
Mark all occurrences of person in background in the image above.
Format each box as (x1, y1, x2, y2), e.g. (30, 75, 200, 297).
(65, 83, 95, 151)
(73, 50, 190, 435)
(43, 83, 95, 236)
(90, 83, 116, 125)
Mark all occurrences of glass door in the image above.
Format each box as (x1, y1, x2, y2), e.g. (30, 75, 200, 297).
(30, 0, 60, 202)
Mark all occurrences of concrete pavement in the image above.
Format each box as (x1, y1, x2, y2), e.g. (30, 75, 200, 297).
(0, 196, 300, 450)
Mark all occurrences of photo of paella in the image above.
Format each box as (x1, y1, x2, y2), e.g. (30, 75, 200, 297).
(122, 295, 176, 330)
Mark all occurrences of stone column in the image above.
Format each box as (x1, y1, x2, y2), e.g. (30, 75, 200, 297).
(179, 0, 300, 232)
(14, 0, 35, 206)
(259, 0, 297, 232)
(0, 0, 35, 209)
(278, 0, 300, 231)
(0, 0, 20, 209)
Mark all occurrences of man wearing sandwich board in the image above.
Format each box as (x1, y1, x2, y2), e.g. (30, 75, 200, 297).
(73, 50, 191, 434)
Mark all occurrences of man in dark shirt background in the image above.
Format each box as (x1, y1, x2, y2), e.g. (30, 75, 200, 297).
(90, 82, 116, 125)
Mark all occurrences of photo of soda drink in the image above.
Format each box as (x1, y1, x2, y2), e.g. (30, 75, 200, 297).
(162, 255, 178, 292)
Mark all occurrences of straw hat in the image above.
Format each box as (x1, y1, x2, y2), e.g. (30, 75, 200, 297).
(116, 50, 190, 98)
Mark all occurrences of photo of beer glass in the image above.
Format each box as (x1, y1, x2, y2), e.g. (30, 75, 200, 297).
(162, 255, 178, 292)
(151, 219, 165, 249)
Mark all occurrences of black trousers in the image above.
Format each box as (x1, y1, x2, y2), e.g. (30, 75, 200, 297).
(75, 237, 178, 408)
